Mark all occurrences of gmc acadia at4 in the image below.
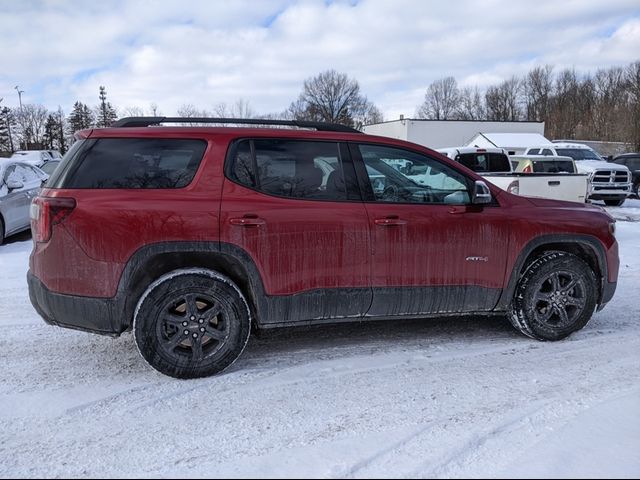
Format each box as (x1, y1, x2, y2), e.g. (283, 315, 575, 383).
(28, 118, 619, 378)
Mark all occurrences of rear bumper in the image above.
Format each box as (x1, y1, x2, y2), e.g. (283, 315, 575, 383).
(28, 271, 125, 336)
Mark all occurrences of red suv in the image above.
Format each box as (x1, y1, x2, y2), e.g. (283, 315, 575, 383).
(28, 117, 619, 378)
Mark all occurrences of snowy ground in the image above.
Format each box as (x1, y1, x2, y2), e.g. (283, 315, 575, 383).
(0, 200, 639, 479)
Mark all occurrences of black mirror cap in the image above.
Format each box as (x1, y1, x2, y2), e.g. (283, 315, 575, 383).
(472, 180, 492, 205)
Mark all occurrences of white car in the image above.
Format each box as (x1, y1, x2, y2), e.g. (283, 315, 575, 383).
(0, 160, 48, 244)
(10, 150, 62, 167)
(525, 143, 631, 206)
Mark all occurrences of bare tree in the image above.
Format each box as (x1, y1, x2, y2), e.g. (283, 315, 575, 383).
(589, 67, 628, 140)
(15, 104, 49, 148)
(417, 77, 460, 120)
(177, 104, 211, 126)
(148, 102, 161, 116)
(289, 70, 380, 128)
(214, 98, 255, 119)
(547, 69, 582, 139)
(524, 65, 554, 121)
(456, 86, 485, 120)
(122, 106, 145, 117)
(485, 77, 521, 121)
(626, 61, 640, 150)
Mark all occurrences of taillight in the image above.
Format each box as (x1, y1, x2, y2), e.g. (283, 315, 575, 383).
(30, 196, 76, 243)
(523, 165, 533, 173)
(507, 180, 520, 195)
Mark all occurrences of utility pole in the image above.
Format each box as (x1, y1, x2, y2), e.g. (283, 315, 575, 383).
(15, 85, 26, 149)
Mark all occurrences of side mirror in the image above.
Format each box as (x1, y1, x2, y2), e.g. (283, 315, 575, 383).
(472, 180, 492, 204)
(7, 179, 24, 191)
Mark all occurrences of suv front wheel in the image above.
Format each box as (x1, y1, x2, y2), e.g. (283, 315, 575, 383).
(508, 251, 597, 341)
(133, 269, 251, 379)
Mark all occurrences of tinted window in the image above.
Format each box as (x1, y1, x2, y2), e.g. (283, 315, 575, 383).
(528, 149, 540, 155)
(229, 139, 348, 201)
(57, 138, 207, 189)
(555, 148, 601, 161)
(532, 160, 575, 173)
(615, 157, 640, 170)
(455, 153, 511, 172)
(359, 144, 471, 204)
(40, 161, 61, 175)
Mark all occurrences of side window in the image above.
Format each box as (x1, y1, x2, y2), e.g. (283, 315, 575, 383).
(358, 144, 471, 205)
(22, 166, 44, 185)
(229, 139, 348, 201)
(62, 138, 207, 189)
(3, 165, 17, 184)
(10, 165, 29, 184)
(456, 153, 488, 172)
(542, 149, 553, 156)
(528, 148, 540, 155)
(488, 153, 511, 172)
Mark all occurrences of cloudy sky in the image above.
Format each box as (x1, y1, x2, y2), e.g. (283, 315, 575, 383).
(1, 0, 639, 120)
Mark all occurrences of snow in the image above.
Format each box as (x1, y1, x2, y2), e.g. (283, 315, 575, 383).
(1, 201, 639, 478)
(468, 133, 552, 150)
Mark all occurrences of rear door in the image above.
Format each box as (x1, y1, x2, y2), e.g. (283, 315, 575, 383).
(220, 138, 371, 325)
(351, 143, 510, 317)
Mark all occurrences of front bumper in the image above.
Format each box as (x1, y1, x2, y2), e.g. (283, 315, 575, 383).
(28, 271, 125, 336)
(598, 279, 617, 310)
(588, 183, 631, 200)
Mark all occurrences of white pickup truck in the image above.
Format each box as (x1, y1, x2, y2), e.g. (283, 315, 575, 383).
(433, 147, 589, 203)
(524, 142, 632, 206)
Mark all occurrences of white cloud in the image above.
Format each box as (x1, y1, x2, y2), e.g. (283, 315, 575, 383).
(0, 0, 638, 119)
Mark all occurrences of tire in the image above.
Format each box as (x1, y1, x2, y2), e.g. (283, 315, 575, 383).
(133, 269, 251, 379)
(0, 216, 4, 245)
(508, 251, 598, 341)
(604, 198, 625, 207)
(633, 183, 639, 199)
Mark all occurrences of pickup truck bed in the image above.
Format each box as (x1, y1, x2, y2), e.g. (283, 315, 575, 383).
(483, 172, 589, 203)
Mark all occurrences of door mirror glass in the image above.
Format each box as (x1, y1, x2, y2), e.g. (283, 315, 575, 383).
(472, 180, 492, 204)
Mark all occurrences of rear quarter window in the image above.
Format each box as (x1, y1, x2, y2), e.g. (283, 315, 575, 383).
(50, 138, 207, 189)
(532, 160, 575, 173)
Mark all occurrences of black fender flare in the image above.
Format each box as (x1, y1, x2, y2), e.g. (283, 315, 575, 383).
(496, 234, 608, 310)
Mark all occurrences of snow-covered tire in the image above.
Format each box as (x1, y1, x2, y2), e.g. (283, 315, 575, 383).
(508, 251, 598, 341)
(133, 269, 251, 379)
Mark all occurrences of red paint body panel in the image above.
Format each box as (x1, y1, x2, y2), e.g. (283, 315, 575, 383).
(30, 126, 619, 305)
(220, 180, 371, 295)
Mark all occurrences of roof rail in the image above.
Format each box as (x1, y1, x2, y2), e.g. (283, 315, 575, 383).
(110, 117, 362, 133)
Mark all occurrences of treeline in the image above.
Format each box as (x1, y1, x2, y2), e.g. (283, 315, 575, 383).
(0, 86, 117, 155)
(1, 62, 638, 155)
(417, 61, 640, 149)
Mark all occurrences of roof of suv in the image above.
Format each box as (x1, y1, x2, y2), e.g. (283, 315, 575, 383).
(111, 116, 362, 133)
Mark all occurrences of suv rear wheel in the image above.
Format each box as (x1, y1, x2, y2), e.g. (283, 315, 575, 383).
(133, 269, 251, 379)
(508, 251, 597, 341)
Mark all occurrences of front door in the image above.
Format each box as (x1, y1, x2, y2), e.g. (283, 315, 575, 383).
(350, 143, 510, 317)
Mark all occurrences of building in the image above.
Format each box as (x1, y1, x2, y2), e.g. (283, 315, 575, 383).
(362, 118, 545, 150)
(466, 132, 552, 155)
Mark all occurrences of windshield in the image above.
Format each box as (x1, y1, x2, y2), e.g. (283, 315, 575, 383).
(555, 148, 601, 161)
